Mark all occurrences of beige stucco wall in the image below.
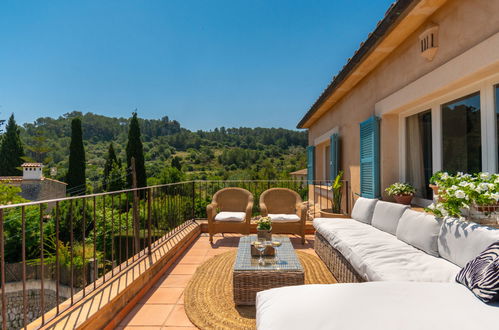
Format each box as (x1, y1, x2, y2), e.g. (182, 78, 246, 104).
(307, 0, 499, 201)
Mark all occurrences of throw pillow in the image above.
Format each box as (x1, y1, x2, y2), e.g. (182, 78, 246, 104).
(455, 241, 499, 303)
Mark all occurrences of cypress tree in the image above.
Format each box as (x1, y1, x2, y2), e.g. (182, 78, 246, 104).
(126, 112, 146, 188)
(103, 142, 118, 188)
(66, 118, 86, 195)
(0, 114, 25, 176)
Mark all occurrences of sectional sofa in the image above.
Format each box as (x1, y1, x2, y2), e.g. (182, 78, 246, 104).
(256, 198, 499, 330)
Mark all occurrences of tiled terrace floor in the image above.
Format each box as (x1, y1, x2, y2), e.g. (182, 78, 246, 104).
(116, 233, 316, 329)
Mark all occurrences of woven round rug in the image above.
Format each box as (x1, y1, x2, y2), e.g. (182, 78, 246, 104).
(184, 250, 336, 330)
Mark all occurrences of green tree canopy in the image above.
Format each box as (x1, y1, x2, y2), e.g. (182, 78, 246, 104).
(126, 112, 146, 188)
(0, 114, 25, 176)
(66, 118, 86, 195)
(171, 156, 182, 171)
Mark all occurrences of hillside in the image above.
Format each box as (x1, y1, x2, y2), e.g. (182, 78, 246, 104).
(19, 111, 307, 189)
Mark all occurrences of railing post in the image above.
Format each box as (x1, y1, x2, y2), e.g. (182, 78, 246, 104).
(191, 181, 195, 220)
(0, 209, 6, 330)
(147, 188, 152, 255)
(131, 157, 140, 255)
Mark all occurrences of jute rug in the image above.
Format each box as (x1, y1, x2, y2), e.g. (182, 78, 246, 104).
(184, 250, 336, 330)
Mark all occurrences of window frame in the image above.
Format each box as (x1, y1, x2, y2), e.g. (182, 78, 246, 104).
(398, 73, 499, 205)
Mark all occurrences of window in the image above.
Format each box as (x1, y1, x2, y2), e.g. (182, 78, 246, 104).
(406, 110, 432, 199)
(441, 92, 481, 174)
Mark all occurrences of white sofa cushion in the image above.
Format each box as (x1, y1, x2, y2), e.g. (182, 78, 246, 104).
(396, 209, 441, 257)
(268, 214, 300, 222)
(371, 201, 408, 235)
(214, 211, 246, 222)
(314, 218, 460, 282)
(438, 218, 499, 267)
(256, 282, 499, 330)
(350, 197, 378, 224)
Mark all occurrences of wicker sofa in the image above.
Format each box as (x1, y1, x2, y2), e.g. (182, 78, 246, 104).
(256, 197, 499, 330)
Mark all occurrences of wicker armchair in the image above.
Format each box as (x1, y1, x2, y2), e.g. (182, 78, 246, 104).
(207, 187, 254, 243)
(259, 188, 307, 244)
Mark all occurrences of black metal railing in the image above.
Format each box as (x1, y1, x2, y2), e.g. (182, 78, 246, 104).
(0, 179, 349, 329)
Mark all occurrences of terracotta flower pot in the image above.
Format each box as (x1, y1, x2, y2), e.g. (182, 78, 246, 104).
(393, 194, 413, 205)
(429, 184, 438, 195)
(429, 184, 445, 202)
(257, 228, 272, 241)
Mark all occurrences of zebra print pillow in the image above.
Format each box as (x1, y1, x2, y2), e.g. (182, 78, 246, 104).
(456, 241, 499, 303)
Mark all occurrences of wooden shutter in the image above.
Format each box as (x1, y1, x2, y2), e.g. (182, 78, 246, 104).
(307, 146, 315, 184)
(359, 116, 380, 198)
(330, 133, 339, 181)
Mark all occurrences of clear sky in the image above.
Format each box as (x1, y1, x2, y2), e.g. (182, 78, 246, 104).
(0, 0, 393, 131)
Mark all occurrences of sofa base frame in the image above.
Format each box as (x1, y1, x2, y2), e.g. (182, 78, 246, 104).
(314, 232, 364, 283)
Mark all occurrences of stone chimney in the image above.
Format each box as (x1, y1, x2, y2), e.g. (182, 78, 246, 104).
(22, 163, 43, 180)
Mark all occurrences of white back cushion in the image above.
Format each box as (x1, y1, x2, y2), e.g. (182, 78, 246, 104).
(371, 201, 408, 235)
(351, 197, 378, 224)
(396, 209, 442, 257)
(438, 218, 499, 267)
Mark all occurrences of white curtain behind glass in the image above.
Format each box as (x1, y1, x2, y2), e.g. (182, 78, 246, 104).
(406, 115, 425, 197)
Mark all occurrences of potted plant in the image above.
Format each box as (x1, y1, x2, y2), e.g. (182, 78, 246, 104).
(425, 172, 499, 226)
(320, 171, 349, 218)
(256, 216, 272, 241)
(385, 182, 416, 205)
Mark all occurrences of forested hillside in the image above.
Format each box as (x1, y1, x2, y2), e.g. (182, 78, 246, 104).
(19, 111, 307, 189)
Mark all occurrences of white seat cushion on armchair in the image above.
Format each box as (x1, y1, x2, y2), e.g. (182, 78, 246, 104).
(268, 214, 301, 222)
(214, 211, 246, 222)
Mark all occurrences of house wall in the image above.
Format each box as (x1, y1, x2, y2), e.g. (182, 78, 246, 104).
(308, 0, 499, 200)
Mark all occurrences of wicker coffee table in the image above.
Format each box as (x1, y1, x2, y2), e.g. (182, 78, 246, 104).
(233, 235, 304, 305)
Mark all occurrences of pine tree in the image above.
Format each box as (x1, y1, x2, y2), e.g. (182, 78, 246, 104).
(66, 118, 86, 195)
(0, 114, 25, 176)
(126, 112, 146, 188)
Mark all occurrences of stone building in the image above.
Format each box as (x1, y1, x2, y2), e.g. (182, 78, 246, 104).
(0, 163, 67, 201)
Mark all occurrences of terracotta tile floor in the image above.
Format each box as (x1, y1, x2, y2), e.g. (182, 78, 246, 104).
(116, 233, 316, 329)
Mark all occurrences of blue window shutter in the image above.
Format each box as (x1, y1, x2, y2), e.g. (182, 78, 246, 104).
(359, 116, 380, 198)
(307, 146, 315, 184)
(330, 133, 339, 180)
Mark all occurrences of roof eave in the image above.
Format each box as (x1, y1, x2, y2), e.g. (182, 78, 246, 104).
(297, 0, 420, 129)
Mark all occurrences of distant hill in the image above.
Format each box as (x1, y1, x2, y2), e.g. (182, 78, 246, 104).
(19, 111, 307, 187)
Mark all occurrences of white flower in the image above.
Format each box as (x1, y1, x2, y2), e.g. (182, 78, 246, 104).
(427, 203, 435, 210)
(491, 193, 499, 202)
(480, 172, 491, 180)
(455, 190, 466, 199)
(441, 172, 450, 180)
(476, 183, 490, 192)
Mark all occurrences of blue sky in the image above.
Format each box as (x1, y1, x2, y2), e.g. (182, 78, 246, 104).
(0, 0, 393, 131)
